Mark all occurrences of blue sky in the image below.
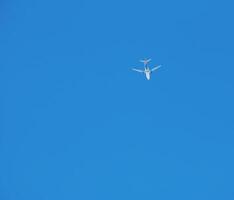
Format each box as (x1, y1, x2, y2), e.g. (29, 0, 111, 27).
(1, 0, 234, 199)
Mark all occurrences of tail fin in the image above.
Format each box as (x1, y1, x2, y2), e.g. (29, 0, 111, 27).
(140, 58, 151, 66)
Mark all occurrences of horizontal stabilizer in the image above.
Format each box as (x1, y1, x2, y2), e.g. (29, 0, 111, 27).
(140, 58, 151, 64)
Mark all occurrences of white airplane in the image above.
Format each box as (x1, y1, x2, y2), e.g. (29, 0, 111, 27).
(132, 59, 161, 80)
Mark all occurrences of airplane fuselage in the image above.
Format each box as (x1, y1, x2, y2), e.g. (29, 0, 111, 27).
(144, 67, 151, 80)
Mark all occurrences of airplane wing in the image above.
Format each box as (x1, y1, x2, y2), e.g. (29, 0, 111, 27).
(132, 68, 144, 73)
(151, 65, 162, 72)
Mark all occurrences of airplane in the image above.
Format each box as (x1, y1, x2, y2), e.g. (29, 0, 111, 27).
(132, 59, 161, 80)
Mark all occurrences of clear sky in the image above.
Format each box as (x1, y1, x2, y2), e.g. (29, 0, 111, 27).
(1, 0, 234, 199)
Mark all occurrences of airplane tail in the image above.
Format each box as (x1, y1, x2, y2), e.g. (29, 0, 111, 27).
(140, 58, 151, 66)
